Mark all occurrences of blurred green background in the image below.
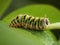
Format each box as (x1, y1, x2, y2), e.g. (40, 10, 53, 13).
(1, 0, 60, 19)
(1, 0, 60, 40)
(0, 0, 60, 45)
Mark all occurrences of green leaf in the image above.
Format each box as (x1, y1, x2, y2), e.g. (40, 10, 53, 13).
(0, 0, 12, 16)
(53, 40, 60, 45)
(2, 4, 59, 45)
(3, 4, 60, 24)
(0, 21, 56, 45)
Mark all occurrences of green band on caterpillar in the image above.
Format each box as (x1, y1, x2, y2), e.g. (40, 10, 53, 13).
(9, 14, 49, 30)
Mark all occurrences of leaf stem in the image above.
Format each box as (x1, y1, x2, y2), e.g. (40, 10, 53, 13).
(46, 22, 60, 30)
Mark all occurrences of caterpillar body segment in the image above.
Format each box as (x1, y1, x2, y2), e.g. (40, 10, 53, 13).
(10, 14, 49, 30)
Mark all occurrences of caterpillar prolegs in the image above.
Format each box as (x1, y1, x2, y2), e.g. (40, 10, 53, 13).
(9, 14, 49, 30)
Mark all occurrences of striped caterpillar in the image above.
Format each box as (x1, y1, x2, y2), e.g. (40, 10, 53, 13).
(9, 14, 49, 30)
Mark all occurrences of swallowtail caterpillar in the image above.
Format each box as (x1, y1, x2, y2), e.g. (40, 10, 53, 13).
(9, 14, 60, 30)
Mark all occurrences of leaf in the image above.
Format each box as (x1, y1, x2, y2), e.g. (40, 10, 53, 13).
(53, 40, 60, 45)
(3, 4, 60, 24)
(0, 0, 12, 16)
(2, 4, 59, 45)
(0, 21, 56, 45)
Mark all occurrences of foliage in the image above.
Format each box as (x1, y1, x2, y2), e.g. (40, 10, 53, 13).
(0, 21, 56, 45)
(53, 40, 60, 45)
(0, 1, 60, 45)
(0, 0, 12, 17)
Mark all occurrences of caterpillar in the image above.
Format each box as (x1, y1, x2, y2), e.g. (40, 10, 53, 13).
(9, 14, 49, 30)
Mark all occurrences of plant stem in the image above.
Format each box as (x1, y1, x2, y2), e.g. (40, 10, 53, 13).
(46, 22, 60, 30)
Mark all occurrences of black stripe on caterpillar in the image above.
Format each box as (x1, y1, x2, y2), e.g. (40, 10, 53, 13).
(9, 14, 49, 30)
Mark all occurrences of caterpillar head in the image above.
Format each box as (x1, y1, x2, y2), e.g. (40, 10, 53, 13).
(41, 18, 49, 29)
